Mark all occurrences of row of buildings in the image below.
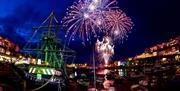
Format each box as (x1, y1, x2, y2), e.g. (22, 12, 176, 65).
(0, 36, 20, 63)
(68, 36, 180, 69)
(0, 35, 180, 68)
(0, 36, 20, 76)
(0, 36, 19, 55)
(114, 36, 180, 67)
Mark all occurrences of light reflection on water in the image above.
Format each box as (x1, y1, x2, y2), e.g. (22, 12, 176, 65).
(118, 69, 125, 77)
(73, 68, 138, 78)
(69, 65, 180, 91)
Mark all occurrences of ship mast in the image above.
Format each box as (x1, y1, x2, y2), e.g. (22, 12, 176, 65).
(42, 12, 62, 68)
(23, 11, 75, 69)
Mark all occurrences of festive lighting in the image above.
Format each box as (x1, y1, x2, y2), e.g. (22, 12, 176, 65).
(104, 10, 134, 41)
(37, 74, 42, 80)
(62, 0, 124, 42)
(32, 68, 36, 73)
(93, 0, 99, 3)
(5, 51, 11, 55)
(83, 13, 89, 18)
(88, 4, 96, 11)
(96, 36, 114, 66)
(75, 71, 77, 77)
(28, 67, 62, 76)
(37, 59, 41, 65)
(62, 0, 99, 42)
(117, 61, 121, 66)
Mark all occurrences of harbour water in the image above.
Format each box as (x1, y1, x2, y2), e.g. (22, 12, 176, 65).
(0, 62, 180, 91)
(67, 64, 180, 91)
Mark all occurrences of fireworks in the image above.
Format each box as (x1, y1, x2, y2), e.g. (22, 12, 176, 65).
(95, 36, 114, 66)
(62, 0, 95, 41)
(62, 0, 99, 42)
(104, 10, 134, 41)
(62, 0, 119, 42)
(62, 0, 134, 44)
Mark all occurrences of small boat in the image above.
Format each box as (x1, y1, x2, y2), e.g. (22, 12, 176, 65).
(77, 73, 90, 86)
(77, 79, 90, 86)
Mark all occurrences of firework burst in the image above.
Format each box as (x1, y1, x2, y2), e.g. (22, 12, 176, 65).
(104, 9, 134, 41)
(62, 0, 96, 42)
(62, 0, 119, 42)
(95, 36, 114, 66)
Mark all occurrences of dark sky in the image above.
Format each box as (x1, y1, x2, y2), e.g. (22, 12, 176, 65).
(0, 0, 180, 63)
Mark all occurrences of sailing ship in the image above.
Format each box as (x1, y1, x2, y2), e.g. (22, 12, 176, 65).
(15, 12, 75, 91)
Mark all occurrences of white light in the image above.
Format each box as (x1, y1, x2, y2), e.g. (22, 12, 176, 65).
(114, 30, 119, 35)
(89, 4, 96, 11)
(51, 69, 55, 75)
(93, 0, 99, 3)
(42, 69, 47, 74)
(37, 74, 42, 80)
(104, 69, 109, 74)
(118, 61, 121, 66)
(29, 67, 33, 73)
(22, 59, 29, 64)
(37, 59, 41, 65)
(32, 68, 36, 73)
(105, 38, 110, 43)
(75, 71, 77, 77)
(162, 58, 166, 61)
(103, 53, 109, 64)
(97, 19, 101, 25)
(84, 13, 89, 18)
(47, 69, 51, 75)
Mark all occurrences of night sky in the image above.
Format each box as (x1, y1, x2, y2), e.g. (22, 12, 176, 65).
(0, 0, 180, 63)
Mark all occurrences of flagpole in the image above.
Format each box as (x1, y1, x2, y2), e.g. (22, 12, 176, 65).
(93, 44, 96, 90)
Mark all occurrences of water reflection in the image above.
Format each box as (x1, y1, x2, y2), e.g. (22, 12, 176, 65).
(72, 68, 139, 78)
(69, 65, 180, 91)
(114, 69, 126, 77)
